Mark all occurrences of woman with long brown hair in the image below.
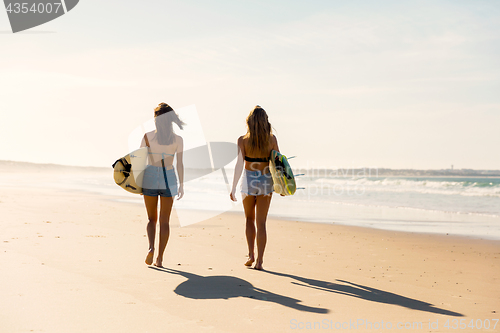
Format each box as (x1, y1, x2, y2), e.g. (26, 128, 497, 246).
(230, 106, 280, 270)
(141, 103, 185, 268)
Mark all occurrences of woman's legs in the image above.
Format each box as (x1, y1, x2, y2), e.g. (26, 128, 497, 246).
(242, 194, 257, 266)
(242, 193, 272, 270)
(254, 194, 272, 270)
(155, 196, 174, 267)
(144, 195, 159, 265)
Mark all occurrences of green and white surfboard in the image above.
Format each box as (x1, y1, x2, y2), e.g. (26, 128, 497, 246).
(269, 150, 296, 196)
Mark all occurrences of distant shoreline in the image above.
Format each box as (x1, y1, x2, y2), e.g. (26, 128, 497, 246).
(1, 160, 499, 177)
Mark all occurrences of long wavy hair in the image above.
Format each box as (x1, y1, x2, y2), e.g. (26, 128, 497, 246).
(154, 103, 185, 145)
(244, 105, 272, 156)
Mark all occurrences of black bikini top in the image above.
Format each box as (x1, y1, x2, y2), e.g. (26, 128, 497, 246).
(244, 156, 270, 162)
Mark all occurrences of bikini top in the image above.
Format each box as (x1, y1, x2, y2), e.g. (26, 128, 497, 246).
(244, 156, 269, 162)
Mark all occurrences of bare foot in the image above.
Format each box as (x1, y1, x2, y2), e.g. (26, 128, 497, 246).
(145, 250, 154, 265)
(244, 257, 255, 267)
(154, 256, 164, 268)
(254, 260, 264, 270)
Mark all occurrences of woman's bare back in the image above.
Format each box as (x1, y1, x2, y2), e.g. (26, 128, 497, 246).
(143, 131, 179, 167)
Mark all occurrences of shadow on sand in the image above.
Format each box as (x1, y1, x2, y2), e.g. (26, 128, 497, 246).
(149, 266, 328, 313)
(263, 270, 464, 317)
(150, 267, 463, 316)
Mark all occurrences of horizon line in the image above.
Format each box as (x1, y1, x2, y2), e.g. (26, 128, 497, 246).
(0, 159, 498, 173)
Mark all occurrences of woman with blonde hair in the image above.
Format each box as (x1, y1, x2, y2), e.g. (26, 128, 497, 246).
(141, 103, 185, 268)
(230, 105, 280, 270)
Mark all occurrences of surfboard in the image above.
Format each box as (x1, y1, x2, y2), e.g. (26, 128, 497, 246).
(269, 150, 296, 196)
(112, 147, 148, 194)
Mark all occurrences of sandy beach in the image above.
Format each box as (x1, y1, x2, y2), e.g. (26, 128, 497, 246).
(0, 179, 499, 332)
(3, 1, 500, 331)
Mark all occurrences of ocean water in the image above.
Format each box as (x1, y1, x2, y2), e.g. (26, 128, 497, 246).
(295, 176, 500, 216)
(2, 166, 500, 240)
(270, 175, 500, 240)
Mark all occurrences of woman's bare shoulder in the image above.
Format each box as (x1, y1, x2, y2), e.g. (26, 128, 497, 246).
(237, 136, 247, 154)
(141, 131, 155, 146)
(174, 134, 183, 147)
(270, 134, 279, 151)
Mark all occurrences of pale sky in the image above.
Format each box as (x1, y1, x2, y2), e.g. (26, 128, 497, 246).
(1, 0, 499, 170)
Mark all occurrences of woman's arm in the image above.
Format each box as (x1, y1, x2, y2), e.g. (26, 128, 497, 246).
(140, 133, 151, 171)
(230, 136, 245, 201)
(176, 136, 184, 200)
(272, 134, 280, 153)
